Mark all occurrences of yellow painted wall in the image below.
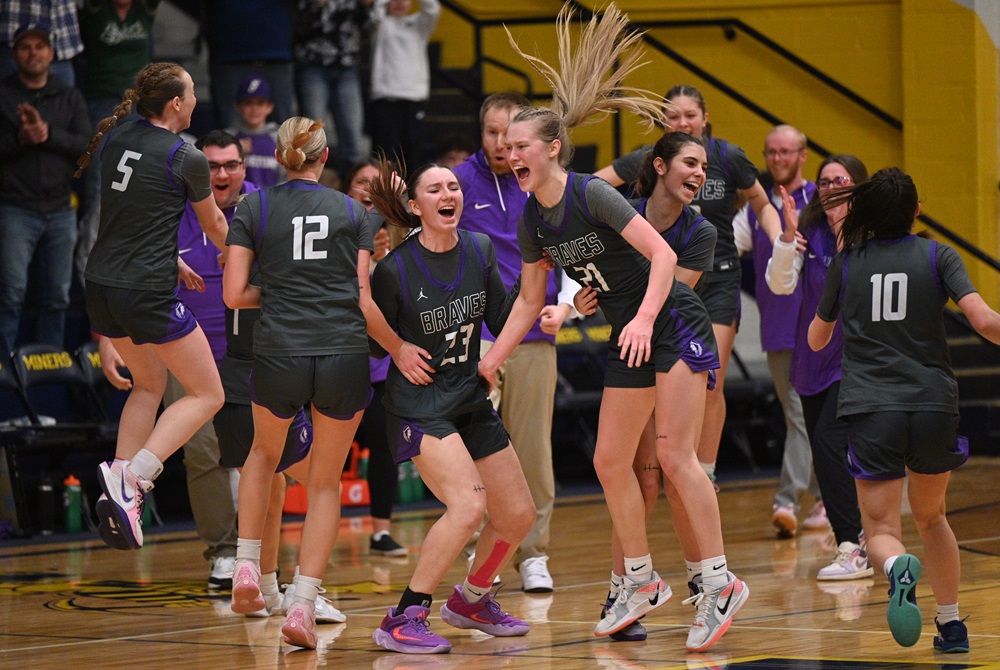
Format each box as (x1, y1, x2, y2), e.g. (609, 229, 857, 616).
(432, 0, 999, 298)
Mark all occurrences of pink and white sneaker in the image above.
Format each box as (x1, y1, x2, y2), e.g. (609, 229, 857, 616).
(281, 602, 317, 649)
(231, 560, 266, 614)
(96, 460, 152, 550)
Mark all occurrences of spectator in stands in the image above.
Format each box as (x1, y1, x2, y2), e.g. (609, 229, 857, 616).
(76, 0, 159, 284)
(0, 26, 90, 352)
(1, 2, 82, 85)
(292, 0, 373, 177)
(368, 0, 440, 170)
(732, 124, 827, 538)
(203, 0, 296, 129)
(435, 131, 476, 169)
(225, 75, 284, 187)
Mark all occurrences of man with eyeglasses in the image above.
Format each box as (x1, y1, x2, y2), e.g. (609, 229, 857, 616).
(170, 130, 258, 589)
(733, 124, 828, 541)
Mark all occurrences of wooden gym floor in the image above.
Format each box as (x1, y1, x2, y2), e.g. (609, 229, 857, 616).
(1, 457, 998, 669)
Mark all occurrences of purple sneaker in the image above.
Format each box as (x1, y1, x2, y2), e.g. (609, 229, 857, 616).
(439, 585, 530, 637)
(373, 605, 452, 654)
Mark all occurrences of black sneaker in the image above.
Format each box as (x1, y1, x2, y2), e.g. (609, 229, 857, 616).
(370, 533, 408, 557)
(933, 617, 970, 653)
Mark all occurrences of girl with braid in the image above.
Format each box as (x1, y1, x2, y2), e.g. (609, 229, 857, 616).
(365, 158, 544, 655)
(808, 167, 1000, 653)
(222, 117, 417, 649)
(77, 62, 229, 553)
(504, 4, 748, 651)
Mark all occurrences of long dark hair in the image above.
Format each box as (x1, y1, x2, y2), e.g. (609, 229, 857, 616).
(635, 131, 704, 198)
(366, 156, 453, 232)
(826, 167, 919, 251)
(798, 154, 869, 234)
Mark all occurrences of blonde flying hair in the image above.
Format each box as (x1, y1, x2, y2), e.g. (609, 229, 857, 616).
(76, 62, 188, 177)
(276, 117, 327, 171)
(504, 3, 669, 166)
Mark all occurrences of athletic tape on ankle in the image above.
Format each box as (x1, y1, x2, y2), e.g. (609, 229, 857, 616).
(469, 539, 511, 589)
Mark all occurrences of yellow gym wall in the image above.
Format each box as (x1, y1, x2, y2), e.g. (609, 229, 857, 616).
(432, 0, 999, 301)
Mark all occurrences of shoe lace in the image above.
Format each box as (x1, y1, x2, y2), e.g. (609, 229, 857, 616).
(833, 546, 856, 565)
(523, 557, 549, 579)
(683, 585, 718, 624)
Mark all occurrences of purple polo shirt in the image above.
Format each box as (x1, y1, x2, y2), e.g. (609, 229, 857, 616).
(177, 180, 260, 362)
(750, 182, 815, 351)
(453, 150, 559, 343)
(790, 221, 844, 396)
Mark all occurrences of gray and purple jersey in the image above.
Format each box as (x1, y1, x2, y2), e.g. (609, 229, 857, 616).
(454, 149, 559, 343)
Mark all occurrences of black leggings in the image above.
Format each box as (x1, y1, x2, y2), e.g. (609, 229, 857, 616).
(356, 382, 397, 521)
(799, 382, 864, 545)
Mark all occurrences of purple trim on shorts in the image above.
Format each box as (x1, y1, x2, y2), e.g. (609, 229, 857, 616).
(928, 240, 941, 291)
(909, 435, 970, 475)
(248, 368, 297, 420)
(277, 408, 313, 472)
(670, 308, 721, 378)
(253, 189, 269, 247)
(396, 417, 426, 463)
(313, 385, 373, 421)
(165, 139, 185, 195)
(846, 438, 903, 481)
(130, 299, 199, 345)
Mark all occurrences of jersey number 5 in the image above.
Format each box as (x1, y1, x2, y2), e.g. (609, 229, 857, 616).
(292, 215, 329, 260)
(111, 150, 143, 192)
(870, 272, 907, 321)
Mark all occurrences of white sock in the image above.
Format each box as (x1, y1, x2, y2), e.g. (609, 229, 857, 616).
(699, 461, 716, 478)
(236, 538, 262, 564)
(624, 554, 652, 583)
(260, 571, 279, 596)
(936, 602, 959, 624)
(462, 578, 489, 603)
(701, 556, 728, 588)
(883, 555, 900, 579)
(292, 573, 322, 608)
(129, 449, 163, 481)
(372, 530, 388, 541)
(608, 571, 624, 599)
(685, 559, 701, 585)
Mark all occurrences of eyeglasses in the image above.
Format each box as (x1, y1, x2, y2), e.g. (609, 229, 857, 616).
(763, 148, 803, 159)
(818, 176, 852, 189)
(208, 160, 244, 174)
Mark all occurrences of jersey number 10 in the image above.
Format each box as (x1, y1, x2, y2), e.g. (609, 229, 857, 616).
(870, 273, 907, 322)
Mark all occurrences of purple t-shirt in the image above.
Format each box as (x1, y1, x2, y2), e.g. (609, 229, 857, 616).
(454, 150, 559, 343)
(789, 221, 843, 396)
(176, 180, 260, 361)
(751, 182, 815, 351)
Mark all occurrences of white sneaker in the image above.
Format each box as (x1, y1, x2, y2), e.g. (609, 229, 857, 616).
(245, 590, 283, 618)
(771, 503, 797, 538)
(816, 541, 874, 581)
(208, 556, 236, 590)
(467, 551, 501, 585)
(802, 501, 832, 532)
(519, 556, 553, 593)
(594, 571, 670, 637)
(682, 573, 750, 652)
(280, 581, 347, 623)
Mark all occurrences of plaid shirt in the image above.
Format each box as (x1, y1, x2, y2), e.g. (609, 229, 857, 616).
(1, 0, 83, 61)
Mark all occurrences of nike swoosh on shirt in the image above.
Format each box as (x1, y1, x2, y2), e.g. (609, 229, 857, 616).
(474, 203, 492, 210)
(179, 248, 193, 254)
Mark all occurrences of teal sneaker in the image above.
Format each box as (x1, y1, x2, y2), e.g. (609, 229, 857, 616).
(886, 553, 922, 647)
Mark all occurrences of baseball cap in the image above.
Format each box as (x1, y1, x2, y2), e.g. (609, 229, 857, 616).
(13, 25, 52, 48)
(236, 75, 273, 103)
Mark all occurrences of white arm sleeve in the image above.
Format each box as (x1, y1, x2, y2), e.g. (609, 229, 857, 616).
(765, 235, 804, 295)
(556, 267, 582, 320)
(733, 204, 752, 255)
